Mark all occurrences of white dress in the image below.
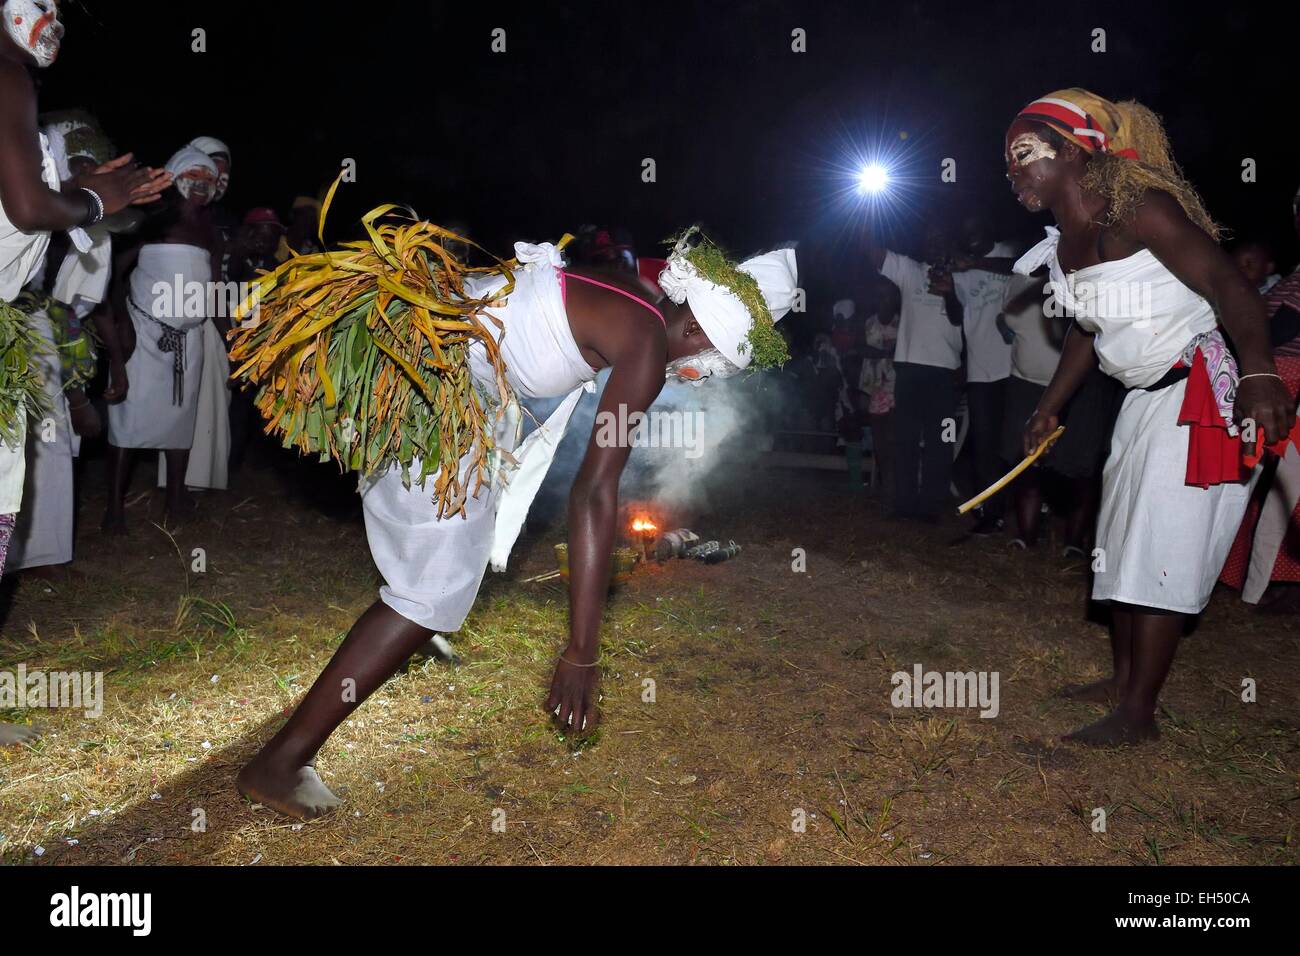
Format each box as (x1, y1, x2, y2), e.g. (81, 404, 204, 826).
(8, 223, 117, 569)
(107, 243, 211, 449)
(6, 308, 73, 570)
(1016, 227, 1258, 613)
(156, 319, 230, 490)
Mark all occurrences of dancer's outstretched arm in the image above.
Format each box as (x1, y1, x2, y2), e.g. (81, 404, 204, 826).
(1024, 321, 1096, 454)
(546, 329, 666, 733)
(1128, 189, 1294, 444)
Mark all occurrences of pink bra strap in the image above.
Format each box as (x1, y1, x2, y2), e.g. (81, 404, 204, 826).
(560, 270, 665, 325)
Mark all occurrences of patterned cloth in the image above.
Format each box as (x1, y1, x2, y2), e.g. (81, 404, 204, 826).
(1174, 327, 1249, 488)
(1179, 328, 1237, 432)
(12, 290, 96, 390)
(1266, 270, 1300, 357)
(1220, 353, 1300, 593)
(1265, 269, 1300, 316)
(861, 315, 898, 415)
(0, 512, 15, 580)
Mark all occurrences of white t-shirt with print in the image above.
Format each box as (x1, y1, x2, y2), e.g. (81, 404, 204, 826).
(952, 241, 1016, 383)
(1002, 274, 1061, 387)
(881, 250, 961, 370)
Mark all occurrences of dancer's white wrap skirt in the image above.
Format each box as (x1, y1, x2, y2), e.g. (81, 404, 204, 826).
(359, 243, 596, 632)
(156, 319, 230, 490)
(1092, 380, 1256, 613)
(1017, 227, 1260, 614)
(107, 243, 210, 450)
(7, 308, 74, 571)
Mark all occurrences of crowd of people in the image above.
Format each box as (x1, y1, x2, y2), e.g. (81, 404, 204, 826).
(0, 5, 333, 586)
(2, 110, 321, 561)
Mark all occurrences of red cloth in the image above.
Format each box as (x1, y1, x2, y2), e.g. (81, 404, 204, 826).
(637, 257, 666, 292)
(1220, 353, 1300, 591)
(1177, 348, 1247, 487)
(1242, 422, 1300, 468)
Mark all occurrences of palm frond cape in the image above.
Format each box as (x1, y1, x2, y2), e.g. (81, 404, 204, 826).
(228, 179, 539, 519)
(0, 300, 46, 447)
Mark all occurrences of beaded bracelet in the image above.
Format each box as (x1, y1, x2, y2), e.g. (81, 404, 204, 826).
(77, 187, 105, 227)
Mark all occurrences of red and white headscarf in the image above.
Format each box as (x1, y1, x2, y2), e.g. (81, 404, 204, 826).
(1016, 89, 1140, 160)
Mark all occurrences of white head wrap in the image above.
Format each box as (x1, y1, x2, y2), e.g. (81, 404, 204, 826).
(41, 123, 70, 182)
(166, 146, 217, 179)
(658, 244, 798, 369)
(190, 136, 230, 161)
(833, 298, 855, 320)
(165, 147, 218, 201)
(189, 136, 230, 198)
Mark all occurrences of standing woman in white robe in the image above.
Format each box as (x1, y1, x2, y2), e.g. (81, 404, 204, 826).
(157, 135, 232, 492)
(104, 148, 217, 531)
(6, 121, 120, 574)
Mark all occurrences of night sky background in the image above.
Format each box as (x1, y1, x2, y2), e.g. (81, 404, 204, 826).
(35, 0, 1300, 336)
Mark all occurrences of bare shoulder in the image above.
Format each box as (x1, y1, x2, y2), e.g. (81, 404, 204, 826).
(1128, 188, 1196, 241)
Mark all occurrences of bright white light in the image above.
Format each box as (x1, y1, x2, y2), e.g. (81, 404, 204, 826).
(857, 163, 890, 194)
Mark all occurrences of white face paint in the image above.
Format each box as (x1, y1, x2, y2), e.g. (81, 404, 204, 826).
(4, 0, 63, 68)
(175, 168, 216, 204)
(665, 347, 741, 387)
(1008, 132, 1056, 167)
(212, 155, 231, 201)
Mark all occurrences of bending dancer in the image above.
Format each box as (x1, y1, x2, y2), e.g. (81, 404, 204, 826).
(1008, 89, 1294, 745)
(235, 223, 797, 817)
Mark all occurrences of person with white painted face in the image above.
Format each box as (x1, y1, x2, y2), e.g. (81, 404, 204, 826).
(235, 228, 798, 819)
(1008, 89, 1293, 746)
(103, 148, 218, 532)
(151, 137, 237, 493)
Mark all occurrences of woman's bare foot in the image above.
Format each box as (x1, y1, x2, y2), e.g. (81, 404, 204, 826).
(237, 756, 343, 820)
(0, 722, 41, 746)
(1063, 710, 1159, 747)
(416, 633, 460, 664)
(1058, 677, 1124, 706)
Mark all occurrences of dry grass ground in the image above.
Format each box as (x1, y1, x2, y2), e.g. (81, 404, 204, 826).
(0, 456, 1296, 866)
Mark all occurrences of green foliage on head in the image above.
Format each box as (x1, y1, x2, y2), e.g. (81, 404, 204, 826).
(666, 227, 790, 369)
(43, 109, 115, 166)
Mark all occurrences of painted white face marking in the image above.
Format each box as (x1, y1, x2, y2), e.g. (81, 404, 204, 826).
(1009, 132, 1056, 166)
(4, 0, 63, 68)
(665, 347, 740, 386)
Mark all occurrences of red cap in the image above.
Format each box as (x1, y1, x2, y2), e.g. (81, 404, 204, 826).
(243, 207, 284, 228)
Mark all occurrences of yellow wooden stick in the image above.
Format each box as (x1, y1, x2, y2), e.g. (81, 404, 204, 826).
(957, 425, 1066, 515)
